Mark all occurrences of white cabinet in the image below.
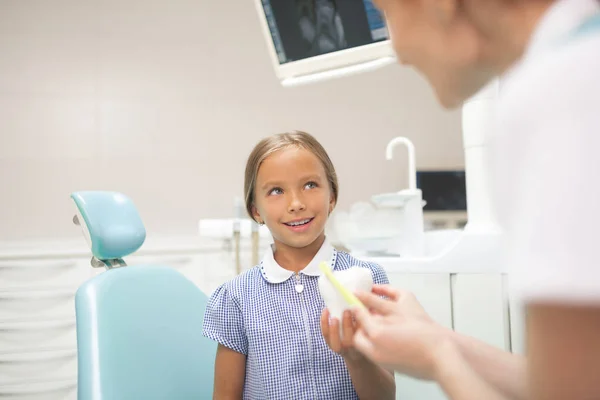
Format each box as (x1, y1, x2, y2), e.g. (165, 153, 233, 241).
(0, 288, 77, 322)
(386, 273, 453, 329)
(0, 349, 77, 385)
(386, 273, 451, 400)
(0, 379, 77, 400)
(451, 274, 511, 351)
(0, 319, 77, 354)
(0, 259, 89, 290)
(0, 246, 89, 397)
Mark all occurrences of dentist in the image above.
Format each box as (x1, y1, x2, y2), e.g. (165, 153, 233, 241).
(352, 0, 600, 399)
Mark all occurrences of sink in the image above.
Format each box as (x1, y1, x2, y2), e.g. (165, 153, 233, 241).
(329, 202, 405, 256)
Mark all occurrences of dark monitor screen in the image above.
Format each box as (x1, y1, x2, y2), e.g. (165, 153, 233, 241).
(260, 0, 389, 64)
(417, 170, 467, 211)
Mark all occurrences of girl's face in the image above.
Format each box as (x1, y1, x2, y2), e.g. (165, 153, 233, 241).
(252, 146, 335, 253)
(375, 0, 493, 108)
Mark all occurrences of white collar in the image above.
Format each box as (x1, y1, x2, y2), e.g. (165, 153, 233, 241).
(259, 237, 337, 284)
(525, 0, 600, 59)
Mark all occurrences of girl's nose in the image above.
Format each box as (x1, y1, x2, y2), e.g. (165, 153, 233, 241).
(288, 193, 306, 213)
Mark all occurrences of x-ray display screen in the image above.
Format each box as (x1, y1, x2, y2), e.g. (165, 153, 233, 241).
(261, 0, 389, 64)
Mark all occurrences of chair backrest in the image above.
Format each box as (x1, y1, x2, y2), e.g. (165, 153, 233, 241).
(70, 191, 216, 400)
(75, 265, 217, 400)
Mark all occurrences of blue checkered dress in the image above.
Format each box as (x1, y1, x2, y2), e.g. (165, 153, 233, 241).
(202, 248, 389, 400)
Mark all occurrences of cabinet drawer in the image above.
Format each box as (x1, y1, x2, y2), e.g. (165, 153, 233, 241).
(509, 296, 526, 354)
(451, 273, 510, 350)
(387, 273, 453, 328)
(0, 289, 75, 322)
(0, 320, 76, 354)
(0, 379, 76, 400)
(0, 350, 76, 385)
(386, 273, 451, 400)
(0, 258, 90, 291)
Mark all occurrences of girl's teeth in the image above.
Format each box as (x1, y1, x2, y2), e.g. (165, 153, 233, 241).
(289, 219, 309, 226)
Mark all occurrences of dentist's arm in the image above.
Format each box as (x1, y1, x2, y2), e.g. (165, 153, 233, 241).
(353, 285, 524, 400)
(447, 327, 527, 400)
(432, 339, 511, 400)
(213, 344, 245, 400)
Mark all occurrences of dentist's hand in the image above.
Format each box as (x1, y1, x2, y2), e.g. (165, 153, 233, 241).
(352, 285, 452, 381)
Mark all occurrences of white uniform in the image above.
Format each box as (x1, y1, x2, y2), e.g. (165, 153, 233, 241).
(492, 0, 600, 304)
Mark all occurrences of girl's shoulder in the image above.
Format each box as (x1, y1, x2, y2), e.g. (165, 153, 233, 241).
(207, 265, 266, 302)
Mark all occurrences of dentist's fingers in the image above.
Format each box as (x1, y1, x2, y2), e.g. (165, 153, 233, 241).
(353, 329, 379, 362)
(370, 284, 403, 301)
(355, 290, 398, 316)
(352, 303, 379, 337)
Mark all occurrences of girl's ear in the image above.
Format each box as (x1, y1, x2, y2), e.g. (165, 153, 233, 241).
(329, 195, 336, 215)
(251, 204, 262, 224)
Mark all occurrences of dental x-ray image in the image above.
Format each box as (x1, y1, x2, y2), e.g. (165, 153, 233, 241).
(296, 0, 347, 57)
(262, 0, 386, 64)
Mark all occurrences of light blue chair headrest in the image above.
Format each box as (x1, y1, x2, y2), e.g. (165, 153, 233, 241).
(71, 191, 146, 260)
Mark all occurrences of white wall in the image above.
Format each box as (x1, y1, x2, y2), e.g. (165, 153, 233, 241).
(0, 0, 463, 241)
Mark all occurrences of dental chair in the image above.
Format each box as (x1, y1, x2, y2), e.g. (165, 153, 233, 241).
(71, 191, 217, 400)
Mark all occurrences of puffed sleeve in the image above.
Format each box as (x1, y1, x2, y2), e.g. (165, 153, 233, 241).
(361, 261, 390, 286)
(202, 283, 248, 355)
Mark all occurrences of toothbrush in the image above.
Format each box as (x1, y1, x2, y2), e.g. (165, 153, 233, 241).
(319, 262, 366, 310)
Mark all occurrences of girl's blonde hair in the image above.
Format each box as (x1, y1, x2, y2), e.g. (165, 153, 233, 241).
(244, 131, 339, 221)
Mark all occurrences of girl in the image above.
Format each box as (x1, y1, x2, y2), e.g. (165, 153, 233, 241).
(202, 131, 395, 399)
(350, 0, 600, 400)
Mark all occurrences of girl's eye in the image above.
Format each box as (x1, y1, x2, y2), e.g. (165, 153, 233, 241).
(305, 181, 318, 190)
(269, 187, 283, 196)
